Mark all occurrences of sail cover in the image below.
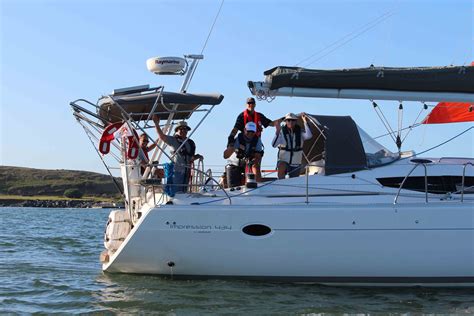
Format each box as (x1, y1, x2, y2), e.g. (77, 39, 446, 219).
(98, 91, 224, 124)
(422, 102, 474, 124)
(263, 66, 474, 93)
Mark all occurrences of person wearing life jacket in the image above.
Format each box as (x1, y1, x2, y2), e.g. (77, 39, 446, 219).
(227, 97, 280, 182)
(153, 115, 203, 193)
(272, 112, 313, 179)
(224, 122, 263, 185)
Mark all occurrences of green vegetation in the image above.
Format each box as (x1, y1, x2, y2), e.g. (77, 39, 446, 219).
(64, 188, 84, 198)
(0, 166, 122, 199)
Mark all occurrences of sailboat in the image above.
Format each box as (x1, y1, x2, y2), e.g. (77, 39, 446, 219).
(70, 56, 474, 286)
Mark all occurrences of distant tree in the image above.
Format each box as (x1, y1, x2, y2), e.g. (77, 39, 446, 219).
(64, 188, 83, 199)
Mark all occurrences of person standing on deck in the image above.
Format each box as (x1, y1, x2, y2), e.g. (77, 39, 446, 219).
(226, 97, 280, 182)
(137, 133, 158, 174)
(153, 115, 203, 193)
(272, 113, 313, 179)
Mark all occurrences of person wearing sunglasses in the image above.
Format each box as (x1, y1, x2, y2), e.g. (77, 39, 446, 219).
(153, 115, 203, 193)
(272, 112, 313, 179)
(227, 97, 280, 182)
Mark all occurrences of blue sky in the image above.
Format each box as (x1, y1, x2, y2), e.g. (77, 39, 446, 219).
(1, 0, 473, 174)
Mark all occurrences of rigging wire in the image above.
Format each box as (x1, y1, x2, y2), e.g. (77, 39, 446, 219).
(401, 103, 428, 143)
(371, 101, 397, 143)
(295, 10, 394, 66)
(402, 126, 473, 159)
(296, 10, 395, 67)
(200, 0, 225, 55)
(185, 0, 224, 91)
(372, 123, 421, 140)
(76, 118, 124, 196)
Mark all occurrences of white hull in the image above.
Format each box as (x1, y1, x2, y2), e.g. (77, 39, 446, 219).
(104, 202, 474, 286)
(71, 60, 474, 287)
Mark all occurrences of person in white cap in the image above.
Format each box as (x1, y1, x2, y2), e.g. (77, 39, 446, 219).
(226, 97, 281, 182)
(223, 121, 264, 182)
(272, 112, 313, 179)
(153, 115, 203, 193)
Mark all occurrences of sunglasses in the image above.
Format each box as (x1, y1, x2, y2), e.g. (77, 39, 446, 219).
(247, 102, 255, 105)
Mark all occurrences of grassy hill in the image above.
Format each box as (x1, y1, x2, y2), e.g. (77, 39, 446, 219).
(0, 166, 122, 198)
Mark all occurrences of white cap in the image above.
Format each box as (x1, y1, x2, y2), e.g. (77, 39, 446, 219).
(284, 112, 298, 121)
(245, 122, 257, 132)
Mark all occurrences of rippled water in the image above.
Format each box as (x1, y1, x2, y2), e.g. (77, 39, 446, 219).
(1, 207, 473, 314)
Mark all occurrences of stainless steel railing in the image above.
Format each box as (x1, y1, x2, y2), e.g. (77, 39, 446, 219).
(394, 159, 430, 204)
(461, 162, 473, 202)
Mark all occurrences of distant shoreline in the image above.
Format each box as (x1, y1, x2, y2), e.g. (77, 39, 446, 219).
(0, 166, 122, 208)
(0, 198, 94, 208)
(0, 196, 122, 209)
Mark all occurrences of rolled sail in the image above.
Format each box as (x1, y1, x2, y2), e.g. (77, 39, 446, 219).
(249, 65, 474, 102)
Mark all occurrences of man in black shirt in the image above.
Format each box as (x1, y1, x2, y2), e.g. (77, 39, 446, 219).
(227, 97, 280, 182)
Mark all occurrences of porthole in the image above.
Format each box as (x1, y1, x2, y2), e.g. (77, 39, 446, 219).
(242, 224, 272, 236)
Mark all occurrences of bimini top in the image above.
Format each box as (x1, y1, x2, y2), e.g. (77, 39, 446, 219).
(98, 89, 224, 124)
(248, 65, 474, 102)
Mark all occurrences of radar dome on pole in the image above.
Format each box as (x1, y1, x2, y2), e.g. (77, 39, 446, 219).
(146, 57, 187, 75)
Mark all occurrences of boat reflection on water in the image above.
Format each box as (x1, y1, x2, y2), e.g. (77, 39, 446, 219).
(93, 273, 474, 314)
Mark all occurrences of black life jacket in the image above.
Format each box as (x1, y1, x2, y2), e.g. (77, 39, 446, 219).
(282, 125, 302, 151)
(235, 133, 258, 159)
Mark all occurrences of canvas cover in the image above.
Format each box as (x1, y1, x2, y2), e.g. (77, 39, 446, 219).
(98, 91, 224, 124)
(302, 115, 367, 175)
(264, 66, 474, 93)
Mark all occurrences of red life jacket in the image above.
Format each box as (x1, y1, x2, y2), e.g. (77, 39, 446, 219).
(243, 110, 262, 137)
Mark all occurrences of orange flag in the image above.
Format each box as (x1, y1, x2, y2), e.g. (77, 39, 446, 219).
(422, 102, 474, 124)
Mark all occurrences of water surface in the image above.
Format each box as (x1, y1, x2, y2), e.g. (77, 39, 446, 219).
(1, 207, 473, 314)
